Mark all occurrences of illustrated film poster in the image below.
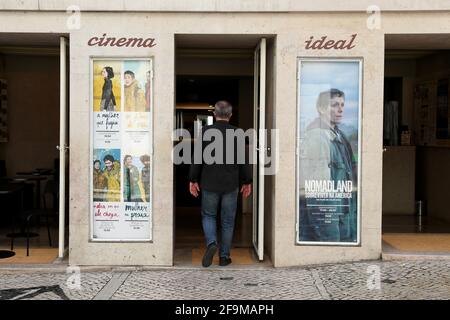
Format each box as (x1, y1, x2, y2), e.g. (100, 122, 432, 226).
(91, 58, 153, 241)
(297, 59, 361, 245)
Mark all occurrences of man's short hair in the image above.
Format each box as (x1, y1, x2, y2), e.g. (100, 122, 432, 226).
(103, 154, 114, 163)
(140, 154, 150, 163)
(214, 100, 232, 119)
(316, 88, 345, 113)
(124, 70, 135, 78)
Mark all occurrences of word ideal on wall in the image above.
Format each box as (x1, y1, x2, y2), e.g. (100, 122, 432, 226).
(305, 34, 357, 50)
(88, 34, 156, 48)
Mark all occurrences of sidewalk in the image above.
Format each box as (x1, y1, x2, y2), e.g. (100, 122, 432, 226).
(0, 260, 449, 300)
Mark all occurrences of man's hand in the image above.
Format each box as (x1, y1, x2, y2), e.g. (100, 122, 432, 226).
(189, 182, 200, 197)
(240, 184, 252, 198)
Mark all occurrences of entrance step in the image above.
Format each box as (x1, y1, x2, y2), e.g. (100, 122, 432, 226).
(174, 247, 272, 268)
(382, 233, 450, 260)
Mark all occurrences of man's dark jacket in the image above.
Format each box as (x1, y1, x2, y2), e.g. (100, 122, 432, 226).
(189, 120, 252, 193)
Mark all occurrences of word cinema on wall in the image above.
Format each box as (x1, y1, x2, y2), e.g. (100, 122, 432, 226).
(297, 59, 362, 245)
(91, 58, 153, 241)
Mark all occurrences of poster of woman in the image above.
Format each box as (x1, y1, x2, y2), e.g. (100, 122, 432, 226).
(297, 59, 362, 245)
(93, 60, 122, 112)
(123, 154, 149, 202)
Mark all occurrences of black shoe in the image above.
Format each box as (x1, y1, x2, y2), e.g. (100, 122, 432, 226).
(202, 243, 217, 267)
(219, 257, 232, 266)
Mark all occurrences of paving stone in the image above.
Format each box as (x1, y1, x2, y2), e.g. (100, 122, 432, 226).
(0, 260, 449, 300)
(0, 271, 114, 300)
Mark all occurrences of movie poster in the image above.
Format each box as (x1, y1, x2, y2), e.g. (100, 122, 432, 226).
(297, 59, 361, 245)
(91, 58, 153, 241)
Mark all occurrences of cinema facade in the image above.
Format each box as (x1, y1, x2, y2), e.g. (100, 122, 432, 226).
(1, 1, 449, 267)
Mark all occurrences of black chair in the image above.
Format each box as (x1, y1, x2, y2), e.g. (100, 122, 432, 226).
(0, 160, 6, 177)
(11, 179, 59, 256)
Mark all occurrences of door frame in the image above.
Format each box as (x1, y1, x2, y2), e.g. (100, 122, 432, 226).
(252, 38, 266, 261)
(172, 34, 271, 264)
(58, 36, 69, 258)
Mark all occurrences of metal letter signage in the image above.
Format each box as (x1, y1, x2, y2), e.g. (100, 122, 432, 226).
(88, 34, 156, 48)
(305, 34, 357, 50)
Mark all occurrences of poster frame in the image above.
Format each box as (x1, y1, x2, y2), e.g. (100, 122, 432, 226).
(89, 56, 154, 242)
(295, 57, 363, 246)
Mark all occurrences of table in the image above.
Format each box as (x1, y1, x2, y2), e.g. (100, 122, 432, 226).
(0, 182, 25, 259)
(17, 168, 53, 175)
(0, 182, 25, 198)
(15, 173, 48, 209)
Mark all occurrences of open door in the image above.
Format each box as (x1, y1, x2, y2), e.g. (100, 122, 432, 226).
(252, 38, 266, 261)
(58, 36, 69, 258)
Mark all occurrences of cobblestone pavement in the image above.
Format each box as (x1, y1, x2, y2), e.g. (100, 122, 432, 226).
(0, 260, 449, 300)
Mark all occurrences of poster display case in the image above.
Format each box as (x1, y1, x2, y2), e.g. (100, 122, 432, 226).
(296, 58, 362, 246)
(90, 58, 153, 241)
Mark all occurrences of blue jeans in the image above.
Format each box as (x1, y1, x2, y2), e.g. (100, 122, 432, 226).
(201, 188, 239, 259)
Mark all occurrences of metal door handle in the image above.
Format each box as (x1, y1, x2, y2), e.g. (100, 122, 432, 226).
(56, 145, 70, 151)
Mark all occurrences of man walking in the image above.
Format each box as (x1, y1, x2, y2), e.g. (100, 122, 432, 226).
(189, 100, 252, 267)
